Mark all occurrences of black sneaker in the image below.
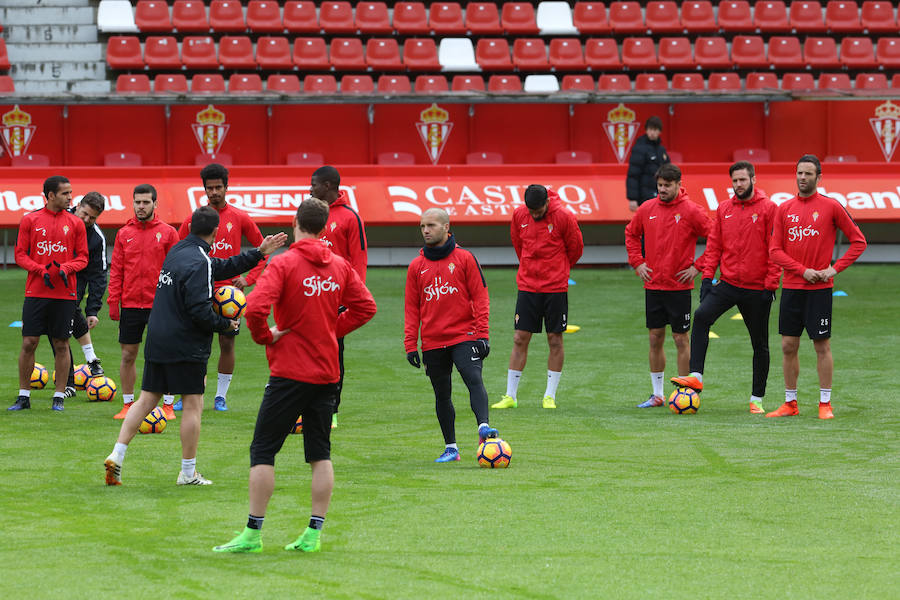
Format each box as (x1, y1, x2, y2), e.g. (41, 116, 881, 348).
(87, 359, 104, 377)
(8, 396, 31, 411)
(51, 398, 64, 411)
(64, 387, 77, 399)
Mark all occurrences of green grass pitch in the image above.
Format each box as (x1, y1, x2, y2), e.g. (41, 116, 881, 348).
(0, 265, 897, 599)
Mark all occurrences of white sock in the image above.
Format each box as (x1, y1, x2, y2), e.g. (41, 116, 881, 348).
(750, 395, 763, 405)
(19, 389, 31, 398)
(690, 372, 703, 382)
(123, 393, 134, 405)
(81, 343, 98, 362)
(506, 369, 522, 398)
(181, 458, 196, 478)
(545, 370, 562, 399)
(216, 373, 233, 399)
(446, 443, 458, 450)
(785, 389, 798, 403)
(820, 388, 831, 404)
(53, 391, 64, 399)
(163, 394, 175, 406)
(651, 372, 665, 398)
(112, 442, 128, 463)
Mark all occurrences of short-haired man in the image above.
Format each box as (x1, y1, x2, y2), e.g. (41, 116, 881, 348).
(108, 184, 180, 421)
(493, 184, 584, 410)
(626, 116, 670, 212)
(405, 208, 499, 463)
(10, 176, 88, 411)
(670, 162, 781, 413)
(309, 165, 368, 428)
(104, 206, 287, 486)
(177, 163, 266, 412)
(624, 163, 712, 408)
(213, 198, 375, 553)
(766, 154, 867, 419)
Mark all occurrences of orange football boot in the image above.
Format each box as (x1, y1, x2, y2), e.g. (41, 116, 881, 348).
(766, 401, 799, 418)
(818, 402, 834, 420)
(112, 403, 132, 420)
(670, 375, 703, 392)
(161, 403, 177, 421)
(749, 401, 765, 414)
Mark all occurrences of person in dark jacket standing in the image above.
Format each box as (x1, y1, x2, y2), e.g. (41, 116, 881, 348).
(626, 116, 670, 212)
(104, 206, 287, 487)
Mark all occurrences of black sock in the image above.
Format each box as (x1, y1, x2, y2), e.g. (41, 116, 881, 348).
(309, 515, 325, 530)
(247, 514, 265, 530)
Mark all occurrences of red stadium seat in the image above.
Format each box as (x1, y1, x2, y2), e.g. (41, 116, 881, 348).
(573, 2, 610, 34)
(556, 150, 593, 164)
(196, 153, 232, 166)
(283, 1, 319, 33)
(266, 74, 301, 93)
(561, 74, 595, 91)
(467, 152, 504, 164)
(247, 1, 284, 33)
(824, 154, 857, 162)
(733, 148, 771, 161)
(597, 73, 632, 91)
(452, 74, 486, 91)
(804, 37, 840, 68)
(609, 1, 645, 33)
(658, 37, 694, 70)
(549, 39, 586, 71)
(430, 3, 467, 34)
(680, 1, 718, 33)
(356, 2, 393, 34)
(191, 74, 226, 94)
(825, 1, 862, 32)
(11, 154, 51, 167)
(182, 36, 218, 69)
(892, 74, 900, 89)
(366, 38, 402, 70)
(622, 37, 658, 69)
(105, 152, 143, 166)
(708, 72, 742, 91)
(466, 3, 503, 34)
(754, 1, 791, 32)
(840, 37, 876, 68)
(672, 73, 706, 90)
(116, 74, 151, 94)
(501, 2, 539, 34)
(644, 2, 682, 34)
(340, 74, 375, 93)
(584, 38, 622, 69)
(319, 2, 356, 34)
(513, 38, 549, 70)
(144, 36, 181, 70)
(476, 38, 512, 70)
(731, 35, 768, 68)
(635, 73, 668, 91)
(819, 72, 851, 89)
(228, 73, 263, 93)
(219, 36, 256, 69)
(135, 1, 173, 32)
(256, 36, 292, 70)
(693, 37, 732, 69)
(789, 1, 825, 32)
(855, 72, 888, 89)
(293, 38, 329, 70)
(154, 73, 188, 93)
(860, 1, 897, 33)
(403, 38, 441, 71)
(488, 74, 523, 92)
(303, 74, 338, 93)
(768, 36, 804, 69)
(377, 75, 412, 93)
(209, 0, 246, 32)
(746, 72, 779, 89)
(394, 2, 430, 34)
(286, 152, 325, 165)
(415, 74, 450, 92)
(667, 151, 683, 163)
(330, 38, 365, 70)
(0, 39, 7, 71)
(378, 152, 415, 165)
(876, 38, 900, 68)
(106, 36, 143, 70)
(717, 1, 753, 31)
(172, 0, 210, 33)
(781, 72, 816, 90)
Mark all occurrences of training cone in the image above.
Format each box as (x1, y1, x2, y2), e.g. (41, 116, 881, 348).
(730, 313, 743, 320)
(709, 331, 720, 339)
(833, 290, 848, 297)
(564, 325, 581, 333)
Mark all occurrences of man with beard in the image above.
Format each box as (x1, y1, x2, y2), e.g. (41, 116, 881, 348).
(670, 162, 780, 414)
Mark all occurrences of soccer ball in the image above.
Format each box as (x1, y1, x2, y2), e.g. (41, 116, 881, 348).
(73, 364, 92, 390)
(291, 416, 302, 434)
(31, 363, 49, 389)
(668, 386, 700, 414)
(477, 438, 512, 468)
(86, 376, 117, 402)
(139, 407, 168, 434)
(212, 285, 247, 319)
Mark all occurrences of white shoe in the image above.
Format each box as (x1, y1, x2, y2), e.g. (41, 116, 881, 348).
(176, 471, 213, 485)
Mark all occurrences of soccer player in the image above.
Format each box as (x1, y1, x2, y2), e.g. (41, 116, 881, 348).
(309, 165, 368, 428)
(10, 175, 88, 411)
(493, 184, 584, 410)
(212, 198, 375, 553)
(104, 206, 287, 487)
(626, 116, 671, 212)
(177, 163, 266, 412)
(108, 184, 180, 421)
(766, 154, 867, 419)
(670, 162, 780, 413)
(624, 163, 712, 408)
(404, 208, 498, 462)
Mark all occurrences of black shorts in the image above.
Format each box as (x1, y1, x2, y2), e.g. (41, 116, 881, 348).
(142, 360, 207, 395)
(514, 291, 568, 333)
(22, 297, 76, 339)
(119, 308, 152, 345)
(422, 340, 484, 379)
(645, 289, 692, 332)
(250, 376, 337, 466)
(779, 288, 833, 339)
(72, 307, 89, 340)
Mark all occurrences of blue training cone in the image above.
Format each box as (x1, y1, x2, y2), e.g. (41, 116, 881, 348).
(833, 290, 848, 297)
(568, 278, 576, 285)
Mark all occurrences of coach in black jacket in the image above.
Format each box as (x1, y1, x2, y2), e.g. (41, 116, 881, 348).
(104, 205, 287, 487)
(626, 116, 670, 212)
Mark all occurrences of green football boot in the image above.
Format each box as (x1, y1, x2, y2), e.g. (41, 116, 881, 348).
(213, 527, 263, 553)
(284, 527, 321, 552)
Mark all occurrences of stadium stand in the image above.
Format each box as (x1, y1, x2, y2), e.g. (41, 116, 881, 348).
(105, 152, 143, 166)
(466, 151, 504, 164)
(556, 150, 593, 163)
(286, 151, 325, 165)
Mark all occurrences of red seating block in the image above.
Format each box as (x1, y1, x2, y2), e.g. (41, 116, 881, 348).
(466, 3, 503, 34)
(105, 152, 143, 166)
(378, 151, 415, 164)
(672, 73, 706, 90)
(549, 39, 586, 71)
(256, 36, 292, 70)
(330, 38, 365, 70)
(467, 152, 503, 164)
(229, 73, 263, 93)
(320, 2, 356, 34)
(366, 38, 402, 70)
(824, 154, 857, 161)
(573, 2, 610, 34)
(746, 72, 779, 89)
(144, 36, 181, 70)
(394, 3, 430, 34)
(731, 35, 768, 68)
(286, 151, 324, 164)
(191, 74, 226, 94)
(487, 75, 522, 92)
(856, 72, 888, 89)
(172, 0, 210, 33)
(781, 73, 816, 90)
(304, 74, 338, 93)
(717, 1, 753, 31)
(789, 1, 825, 32)
(860, 1, 897, 33)
(597, 73, 631, 91)
(415, 74, 450, 93)
(247, 1, 284, 33)
(430, 3, 466, 34)
(403, 38, 440, 71)
(513, 38, 549, 70)
(635, 73, 668, 91)
(116, 74, 151, 94)
(196, 153, 232, 166)
(356, 2, 393, 34)
(819, 72, 851, 89)
(502, 3, 539, 34)
(452, 75, 486, 91)
(754, 1, 791, 32)
(293, 38, 329, 70)
(694, 37, 732, 69)
(561, 74, 595, 91)
(107, 36, 143, 70)
(734, 148, 771, 161)
(219, 36, 256, 69)
(267, 74, 301, 93)
(584, 38, 621, 69)
(825, 1, 862, 32)
(658, 37, 694, 70)
(0, 39, 7, 71)
(11, 154, 50, 166)
(645, 2, 682, 34)
(708, 72, 742, 91)
(377, 75, 412, 93)
(609, 1, 645, 34)
(622, 37, 657, 69)
(210, 0, 246, 32)
(768, 36, 804, 69)
(476, 38, 512, 70)
(804, 37, 840, 68)
(154, 73, 188, 93)
(340, 74, 375, 93)
(876, 38, 900, 68)
(556, 151, 593, 164)
(182, 36, 218, 69)
(283, 1, 319, 33)
(135, 1, 173, 32)
(681, 1, 718, 33)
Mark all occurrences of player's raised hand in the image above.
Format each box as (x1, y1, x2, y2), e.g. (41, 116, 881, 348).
(635, 263, 653, 282)
(269, 325, 289, 343)
(257, 232, 289, 255)
(676, 264, 700, 284)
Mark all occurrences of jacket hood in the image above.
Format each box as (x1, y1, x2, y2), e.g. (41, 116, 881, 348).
(126, 213, 163, 229)
(292, 238, 333, 266)
(659, 186, 690, 206)
(329, 191, 350, 209)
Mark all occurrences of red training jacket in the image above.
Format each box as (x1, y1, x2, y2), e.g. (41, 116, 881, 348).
(107, 215, 179, 317)
(404, 240, 489, 353)
(245, 238, 376, 384)
(510, 190, 584, 293)
(179, 202, 265, 289)
(624, 187, 712, 291)
(16, 206, 88, 300)
(769, 192, 867, 290)
(320, 191, 368, 283)
(702, 187, 781, 291)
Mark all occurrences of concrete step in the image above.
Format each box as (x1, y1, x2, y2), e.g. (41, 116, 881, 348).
(0, 6, 95, 26)
(7, 43, 104, 63)
(70, 80, 113, 94)
(9, 61, 107, 82)
(1, 0, 92, 6)
(3, 24, 100, 44)
(8, 80, 71, 94)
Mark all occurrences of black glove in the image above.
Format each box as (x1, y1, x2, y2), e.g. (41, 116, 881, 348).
(474, 338, 490, 360)
(699, 278, 713, 303)
(43, 273, 55, 289)
(407, 351, 421, 368)
(54, 262, 68, 287)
